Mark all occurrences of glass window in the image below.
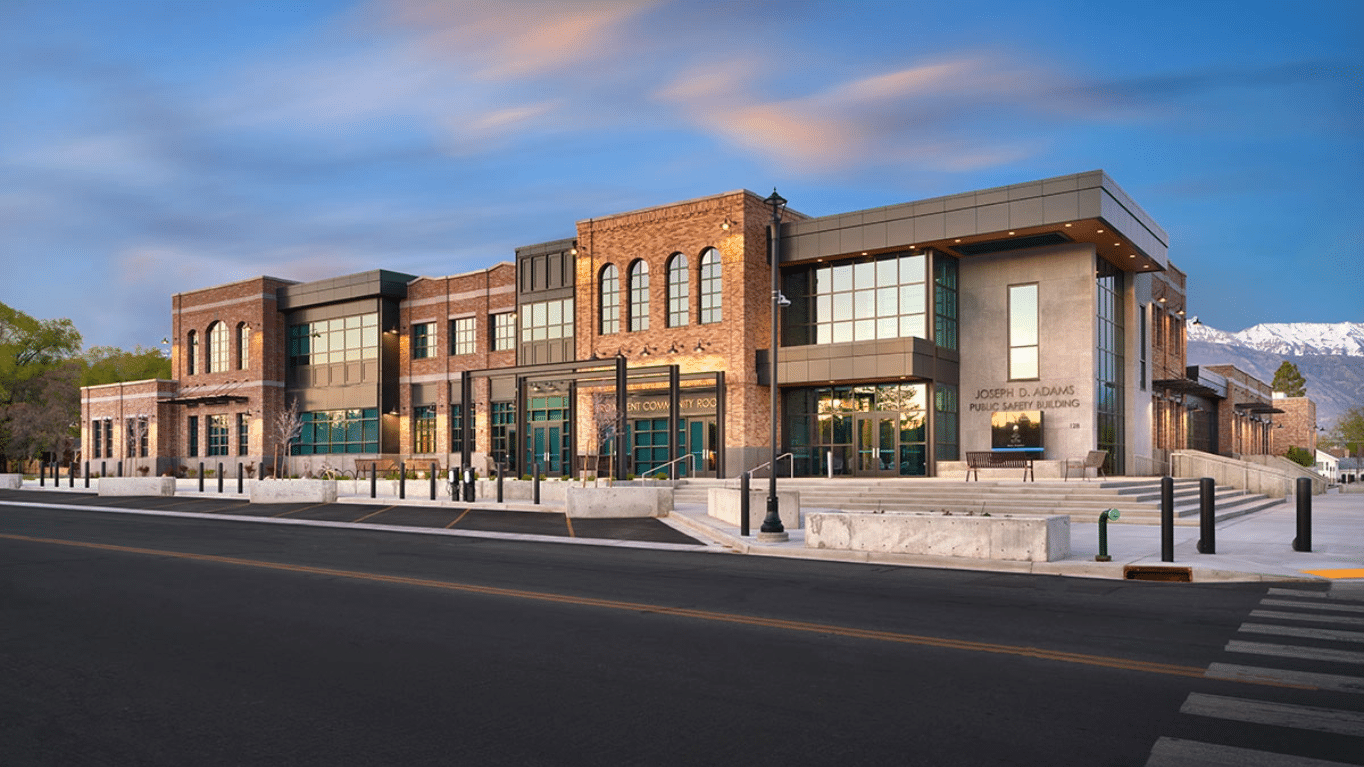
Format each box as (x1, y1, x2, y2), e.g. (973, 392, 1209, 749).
(600, 264, 620, 335)
(492, 312, 516, 352)
(412, 322, 436, 360)
(291, 409, 380, 454)
(413, 404, 437, 454)
(207, 415, 229, 456)
(520, 298, 574, 342)
(287, 313, 378, 368)
(450, 317, 475, 355)
(450, 404, 471, 455)
(1008, 284, 1039, 380)
(188, 416, 199, 458)
(667, 253, 689, 327)
(629, 260, 649, 332)
(92, 419, 103, 459)
(783, 250, 929, 347)
(237, 413, 249, 455)
(187, 331, 198, 375)
(1096, 261, 1125, 474)
(934, 255, 958, 350)
(491, 402, 516, 473)
(237, 323, 250, 370)
(699, 248, 722, 324)
(207, 322, 228, 374)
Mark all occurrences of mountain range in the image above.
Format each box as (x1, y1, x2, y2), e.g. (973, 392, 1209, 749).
(1186, 321, 1364, 428)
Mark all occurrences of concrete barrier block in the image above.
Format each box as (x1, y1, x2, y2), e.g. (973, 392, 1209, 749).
(805, 511, 1069, 562)
(707, 488, 802, 530)
(565, 486, 672, 518)
(249, 479, 338, 504)
(98, 477, 177, 497)
(0, 474, 23, 489)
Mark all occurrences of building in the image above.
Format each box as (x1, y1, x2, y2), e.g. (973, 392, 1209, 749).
(1315, 449, 1339, 481)
(1270, 393, 1318, 456)
(83, 170, 1210, 480)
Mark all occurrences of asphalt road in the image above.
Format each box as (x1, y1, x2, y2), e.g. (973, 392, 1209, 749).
(3, 503, 1361, 766)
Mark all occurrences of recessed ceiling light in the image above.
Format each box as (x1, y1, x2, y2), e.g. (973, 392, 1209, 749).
(954, 239, 961, 243)
(1064, 223, 1072, 228)
(861, 252, 868, 256)
(1008, 231, 1015, 235)
(1097, 229, 1104, 233)
(1129, 254, 1136, 258)
(1114, 242, 1120, 247)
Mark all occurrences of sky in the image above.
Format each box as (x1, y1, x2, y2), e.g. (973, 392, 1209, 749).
(1, 0, 1360, 351)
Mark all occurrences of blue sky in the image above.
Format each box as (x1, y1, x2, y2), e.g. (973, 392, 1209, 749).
(1, 0, 1360, 350)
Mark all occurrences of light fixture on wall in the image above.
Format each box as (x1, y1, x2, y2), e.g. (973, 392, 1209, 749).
(721, 218, 736, 230)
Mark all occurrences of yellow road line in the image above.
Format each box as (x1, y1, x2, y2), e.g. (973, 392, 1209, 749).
(0, 531, 1305, 687)
(352, 505, 394, 523)
(1302, 568, 1364, 579)
(445, 508, 473, 529)
(565, 515, 576, 537)
(273, 503, 324, 519)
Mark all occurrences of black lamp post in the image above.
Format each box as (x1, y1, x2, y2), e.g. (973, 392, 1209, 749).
(761, 188, 789, 542)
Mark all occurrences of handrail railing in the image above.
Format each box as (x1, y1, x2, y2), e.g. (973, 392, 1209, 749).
(652, 453, 696, 481)
(746, 452, 794, 479)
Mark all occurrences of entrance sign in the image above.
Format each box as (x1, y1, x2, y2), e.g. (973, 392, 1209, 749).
(991, 410, 1043, 452)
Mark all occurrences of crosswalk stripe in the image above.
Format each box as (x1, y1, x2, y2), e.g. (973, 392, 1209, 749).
(1260, 598, 1364, 615)
(1206, 663, 1364, 694)
(1268, 587, 1364, 604)
(1181, 693, 1364, 736)
(1250, 609, 1364, 627)
(1239, 622, 1364, 643)
(1145, 736, 1360, 767)
(1225, 640, 1364, 666)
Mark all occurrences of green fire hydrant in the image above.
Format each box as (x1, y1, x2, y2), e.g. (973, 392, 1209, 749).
(1096, 508, 1121, 562)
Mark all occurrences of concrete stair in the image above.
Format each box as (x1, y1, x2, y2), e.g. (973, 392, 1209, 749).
(673, 477, 1282, 526)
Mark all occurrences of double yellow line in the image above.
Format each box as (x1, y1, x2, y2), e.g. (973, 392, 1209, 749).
(0, 531, 1300, 687)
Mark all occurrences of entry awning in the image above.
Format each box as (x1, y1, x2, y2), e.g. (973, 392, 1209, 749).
(1152, 378, 1222, 399)
(1235, 402, 1285, 415)
(164, 394, 250, 406)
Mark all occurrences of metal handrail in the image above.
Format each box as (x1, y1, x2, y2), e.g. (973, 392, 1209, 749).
(746, 452, 794, 479)
(653, 453, 696, 480)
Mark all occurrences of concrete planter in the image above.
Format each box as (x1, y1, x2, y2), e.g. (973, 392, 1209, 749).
(0, 473, 25, 489)
(805, 511, 1070, 562)
(98, 477, 177, 497)
(249, 479, 338, 504)
(565, 486, 672, 518)
(707, 488, 802, 530)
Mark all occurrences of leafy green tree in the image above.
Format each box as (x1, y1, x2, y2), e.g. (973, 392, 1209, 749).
(1285, 446, 1313, 468)
(1271, 361, 1307, 397)
(1326, 406, 1364, 456)
(80, 345, 171, 387)
(0, 302, 83, 471)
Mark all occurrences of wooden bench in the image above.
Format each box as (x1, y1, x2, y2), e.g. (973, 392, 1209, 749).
(355, 458, 402, 477)
(965, 451, 1035, 482)
(1064, 450, 1108, 481)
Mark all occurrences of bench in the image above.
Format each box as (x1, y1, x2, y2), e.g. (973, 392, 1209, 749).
(965, 451, 1035, 482)
(1064, 450, 1108, 481)
(355, 458, 402, 478)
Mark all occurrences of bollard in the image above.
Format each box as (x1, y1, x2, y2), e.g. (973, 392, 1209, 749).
(1196, 477, 1215, 554)
(463, 466, 474, 502)
(260, 461, 268, 480)
(118, 461, 123, 477)
(39, 463, 45, 487)
(238, 463, 244, 494)
(399, 461, 406, 500)
(370, 463, 377, 499)
(69, 464, 74, 488)
(218, 462, 224, 494)
(1160, 476, 1174, 562)
(447, 468, 456, 501)
(198, 462, 205, 493)
(101, 461, 107, 480)
(84, 461, 90, 489)
(1095, 508, 1121, 561)
(740, 470, 751, 537)
(533, 462, 541, 505)
(496, 462, 504, 503)
(430, 462, 437, 501)
(1293, 476, 1312, 552)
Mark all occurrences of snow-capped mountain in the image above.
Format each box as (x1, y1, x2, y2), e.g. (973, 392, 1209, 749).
(1187, 321, 1364, 357)
(1186, 321, 1364, 428)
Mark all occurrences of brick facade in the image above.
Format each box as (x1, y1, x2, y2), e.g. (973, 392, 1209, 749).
(1270, 396, 1317, 456)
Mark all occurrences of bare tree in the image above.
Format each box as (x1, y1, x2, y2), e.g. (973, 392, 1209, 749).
(272, 397, 302, 479)
(586, 391, 621, 486)
(127, 414, 151, 475)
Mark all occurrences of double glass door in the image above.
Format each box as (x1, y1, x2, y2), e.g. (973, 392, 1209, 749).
(855, 412, 900, 476)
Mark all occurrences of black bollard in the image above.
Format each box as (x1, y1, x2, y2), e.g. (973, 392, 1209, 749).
(69, 464, 74, 488)
(496, 462, 504, 503)
(117, 461, 123, 477)
(1293, 477, 1312, 552)
(1160, 476, 1174, 562)
(399, 461, 406, 500)
(1196, 477, 1215, 554)
(370, 463, 377, 499)
(430, 462, 437, 501)
(84, 461, 90, 489)
(740, 470, 751, 537)
(217, 462, 224, 493)
(198, 462, 204, 493)
(101, 461, 107, 480)
(39, 463, 45, 487)
(238, 463, 244, 494)
(533, 462, 541, 505)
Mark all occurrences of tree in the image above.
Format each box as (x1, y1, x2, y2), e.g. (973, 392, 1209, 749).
(80, 346, 171, 387)
(1271, 361, 1307, 397)
(0, 302, 82, 472)
(1325, 406, 1364, 456)
(272, 397, 303, 478)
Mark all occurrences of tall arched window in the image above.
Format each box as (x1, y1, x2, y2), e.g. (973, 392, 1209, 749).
(667, 253, 689, 327)
(600, 264, 620, 335)
(207, 322, 229, 374)
(699, 247, 722, 324)
(628, 260, 650, 332)
(186, 330, 198, 375)
(237, 323, 250, 370)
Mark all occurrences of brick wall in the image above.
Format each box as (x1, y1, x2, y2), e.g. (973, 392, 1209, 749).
(1271, 396, 1317, 455)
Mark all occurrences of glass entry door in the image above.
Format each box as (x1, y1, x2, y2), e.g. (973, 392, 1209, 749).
(855, 412, 899, 476)
(683, 418, 718, 478)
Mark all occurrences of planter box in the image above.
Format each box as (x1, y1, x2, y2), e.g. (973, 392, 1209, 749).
(249, 479, 338, 504)
(98, 477, 177, 497)
(565, 486, 672, 518)
(707, 488, 802, 530)
(805, 511, 1070, 562)
(0, 474, 23, 490)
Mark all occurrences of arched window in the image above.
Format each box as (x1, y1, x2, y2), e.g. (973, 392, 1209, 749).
(699, 247, 722, 324)
(600, 264, 620, 335)
(186, 330, 198, 375)
(237, 323, 251, 370)
(667, 253, 689, 327)
(207, 322, 229, 374)
(628, 260, 649, 332)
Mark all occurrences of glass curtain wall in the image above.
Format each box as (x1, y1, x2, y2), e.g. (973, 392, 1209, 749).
(1096, 260, 1125, 474)
(784, 383, 931, 477)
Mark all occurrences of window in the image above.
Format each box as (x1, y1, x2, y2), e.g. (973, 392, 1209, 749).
(287, 313, 379, 368)
(237, 323, 250, 370)
(934, 255, 958, 351)
(101, 419, 112, 458)
(208, 322, 228, 374)
(699, 248, 722, 324)
(600, 264, 620, 335)
(1008, 284, 1039, 380)
(1138, 304, 1148, 391)
(412, 322, 436, 360)
(292, 409, 380, 454)
(667, 253, 689, 327)
(783, 251, 928, 346)
(521, 298, 574, 341)
(935, 384, 959, 462)
(629, 260, 649, 332)
(450, 317, 475, 355)
(188, 416, 199, 458)
(187, 331, 198, 375)
(450, 404, 470, 456)
(207, 415, 229, 456)
(413, 404, 437, 453)
(490, 402, 516, 472)
(492, 312, 516, 352)
(125, 416, 148, 458)
(1096, 261, 1125, 474)
(92, 419, 103, 459)
(237, 413, 249, 455)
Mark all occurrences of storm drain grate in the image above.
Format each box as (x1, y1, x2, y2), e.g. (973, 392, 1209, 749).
(1123, 565, 1193, 582)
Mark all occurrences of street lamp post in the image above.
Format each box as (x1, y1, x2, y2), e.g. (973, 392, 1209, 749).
(761, 189, 790, 542)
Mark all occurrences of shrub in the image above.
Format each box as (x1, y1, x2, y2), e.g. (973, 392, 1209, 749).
(1285, 446, 1314, 468)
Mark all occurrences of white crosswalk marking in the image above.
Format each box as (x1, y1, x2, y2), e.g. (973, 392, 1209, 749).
(1144, 737, 1360, 767)
(1250, 609, 1364, 627)
(1205, 663, 1364, 694)
(1225, 640, 1364, 666)
(1268, 587, 1364, 603)
(1260, 598, 1364, 614)
(1180, 692, 1364, 736)
(1239, 622, 1364, 643)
